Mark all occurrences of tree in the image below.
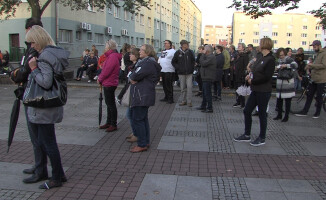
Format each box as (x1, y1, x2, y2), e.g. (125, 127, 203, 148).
(228, 0, 326, 29)
(0, 0, 150, 20)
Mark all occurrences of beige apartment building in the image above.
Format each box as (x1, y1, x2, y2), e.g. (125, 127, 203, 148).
(232, 12, 326, 50)
(204, 25, 232, 47)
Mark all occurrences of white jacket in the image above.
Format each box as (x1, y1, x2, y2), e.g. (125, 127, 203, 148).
(158, 48, 176, 73)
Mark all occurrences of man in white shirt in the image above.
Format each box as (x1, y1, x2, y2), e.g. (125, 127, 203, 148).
(159, 40, 176, 104)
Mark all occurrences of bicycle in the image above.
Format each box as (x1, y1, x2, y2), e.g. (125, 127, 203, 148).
(297, 74, 326, 112)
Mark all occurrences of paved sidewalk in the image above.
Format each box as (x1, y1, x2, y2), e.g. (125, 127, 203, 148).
(0, 83, 326, 200)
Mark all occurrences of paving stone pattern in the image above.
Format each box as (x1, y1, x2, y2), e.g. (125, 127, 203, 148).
(0, 189, 41, 200)
(1, 85, 326, 199)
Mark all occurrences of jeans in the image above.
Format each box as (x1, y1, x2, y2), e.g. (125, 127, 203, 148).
(302, 82, 325, 116)
(24, 106, 45, 176)
(201, 81, 213, 110)
(213, 80, 222, 97)
(294, 77, 302, 91)
(130, 106, 150, 147)
(103, 86, 117, 126)
(126, 107, 136, 136)
(178, 74, 193, 103)
(161, 72, 175, 102)
(29, 123, 64, 181)
(244, 91, 271, 139)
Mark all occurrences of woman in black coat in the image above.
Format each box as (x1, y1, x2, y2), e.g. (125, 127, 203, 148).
(233, 43, 249, 108)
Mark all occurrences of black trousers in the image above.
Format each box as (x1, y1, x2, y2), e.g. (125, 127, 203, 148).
(86, 66, 97, 80)
(303, 82, 325, 115)
(276, 98, 292, 118)
(235, 82, 245, 107)
(103, 86, 117, 126)
(161, 72, 175, 101)
(222, 69, 230, 88)
(195, 73, 203, 91)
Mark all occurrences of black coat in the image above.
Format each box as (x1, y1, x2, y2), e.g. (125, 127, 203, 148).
(234, 52, 249, 83)
(172, 48, 195, 75)
(215, 53, 224, 82)
(251, 52, 275, 93)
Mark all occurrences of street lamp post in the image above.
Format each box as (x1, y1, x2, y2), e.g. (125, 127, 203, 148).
(159, 0, 162, 51)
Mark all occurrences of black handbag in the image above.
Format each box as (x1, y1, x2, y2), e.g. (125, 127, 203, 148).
(23, 66, 67, 108)
(277, 68, 294, 80)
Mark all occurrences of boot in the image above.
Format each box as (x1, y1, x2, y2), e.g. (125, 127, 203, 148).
(281, 115, 289, 122)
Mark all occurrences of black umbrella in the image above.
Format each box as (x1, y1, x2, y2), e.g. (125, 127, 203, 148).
(98, 85, 103, 126)
(8, 87, 23, 153)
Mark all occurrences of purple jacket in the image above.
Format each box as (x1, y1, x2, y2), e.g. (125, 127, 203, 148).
(98, 50, 122, 87)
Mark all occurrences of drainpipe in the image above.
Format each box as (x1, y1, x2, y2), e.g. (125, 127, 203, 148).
(55, 0, 59, 45)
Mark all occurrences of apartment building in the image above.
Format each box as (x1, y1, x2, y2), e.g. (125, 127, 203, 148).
(204, 25, 232, 47)
(232, 12, 325, 50)
(0, 0, 202, 58)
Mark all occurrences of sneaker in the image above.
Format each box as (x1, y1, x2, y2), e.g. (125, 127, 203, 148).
(88, 80, 91, 83)
(106, 126, 117, 132)
(312, 114, 320, 119)
(250, 137, 266, 147)
(93, 75, 98, 80)
(233, 134, 251, 142)
(294, 111, 307, 117)
(82, 75, 86, 79)
(233, 103, 241, 108)
(115, 97, 121, 105)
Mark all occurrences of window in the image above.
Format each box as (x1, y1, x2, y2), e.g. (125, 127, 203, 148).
(94, 33, 104, 44)
(87, 32, 92, 41)
(113, 5, 120, 18)
(161, 22, 164, 30)
(239, 39, 244, 43)
(315, 34, 321, 38)
(287, 41, 291, 45)
(108, 4, 112, 13)
(273, 40, 277, 44)
(205, 39, 209, 41)
(76, 31, 82, 40)
(254, 31, 259, 36)
(287, 33, 292, 37)
(316, 26, 321, 30)
(240, 32, 245, 36)
(302, 41, 307, 45)
(272, 32, 278, 36)
(135, 14, 139, 22)
(301, 33, 307, 37)
(253, 39, 259, 44)
(146, 38, 150, 44)
(115, 36, 121, 45)
(87, 0, 94, 12)
(156, 20, 160, 30)
(205, 34, 209, 36)
(147, 17, 151, 27)
(59, 29, 72, 43)
(140, 14, 144, 25)
(124, 10, 129, 21)
(303, 25, 308, 30)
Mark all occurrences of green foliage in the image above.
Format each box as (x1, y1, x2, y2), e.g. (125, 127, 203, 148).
(228, 0, 326, 29)
(0, 0, 150, 20)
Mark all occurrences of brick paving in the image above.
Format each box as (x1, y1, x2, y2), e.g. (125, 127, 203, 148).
(0, 84, 326, 199)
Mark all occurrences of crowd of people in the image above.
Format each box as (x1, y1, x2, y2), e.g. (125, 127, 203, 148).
(7, 17, 326, 191)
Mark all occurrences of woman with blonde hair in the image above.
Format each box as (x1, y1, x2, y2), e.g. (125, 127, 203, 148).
(98, 39, 122, 132)
(24, 25, 69, 189)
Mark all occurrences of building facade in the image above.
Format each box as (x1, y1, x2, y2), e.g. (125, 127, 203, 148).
(0, 0, 202, 58)
(232, 12, 325, 50)
(203, 25, 232, 47)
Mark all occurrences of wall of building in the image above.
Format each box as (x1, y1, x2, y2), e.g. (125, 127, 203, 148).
(232, 12, 326, 50)
(0, 0, 202, 58)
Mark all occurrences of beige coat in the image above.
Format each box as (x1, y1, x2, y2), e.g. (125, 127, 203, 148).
(310, 48, 326, 83)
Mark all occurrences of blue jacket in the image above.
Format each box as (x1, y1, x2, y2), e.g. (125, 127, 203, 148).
(129, 57, 161, 107)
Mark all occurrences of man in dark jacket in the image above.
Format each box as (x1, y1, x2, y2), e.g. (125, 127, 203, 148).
(213, 45, 224, 101)
(172, 40, 195, 107)
(10, 18, 46, 183)
(197, 45, 216, 113)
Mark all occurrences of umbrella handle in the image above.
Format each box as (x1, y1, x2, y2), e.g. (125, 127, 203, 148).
(100, 85, 102, 93)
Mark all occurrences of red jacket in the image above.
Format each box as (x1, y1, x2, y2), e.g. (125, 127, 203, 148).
(98, 54, 106, 70)
(98, 50, 121, 87)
